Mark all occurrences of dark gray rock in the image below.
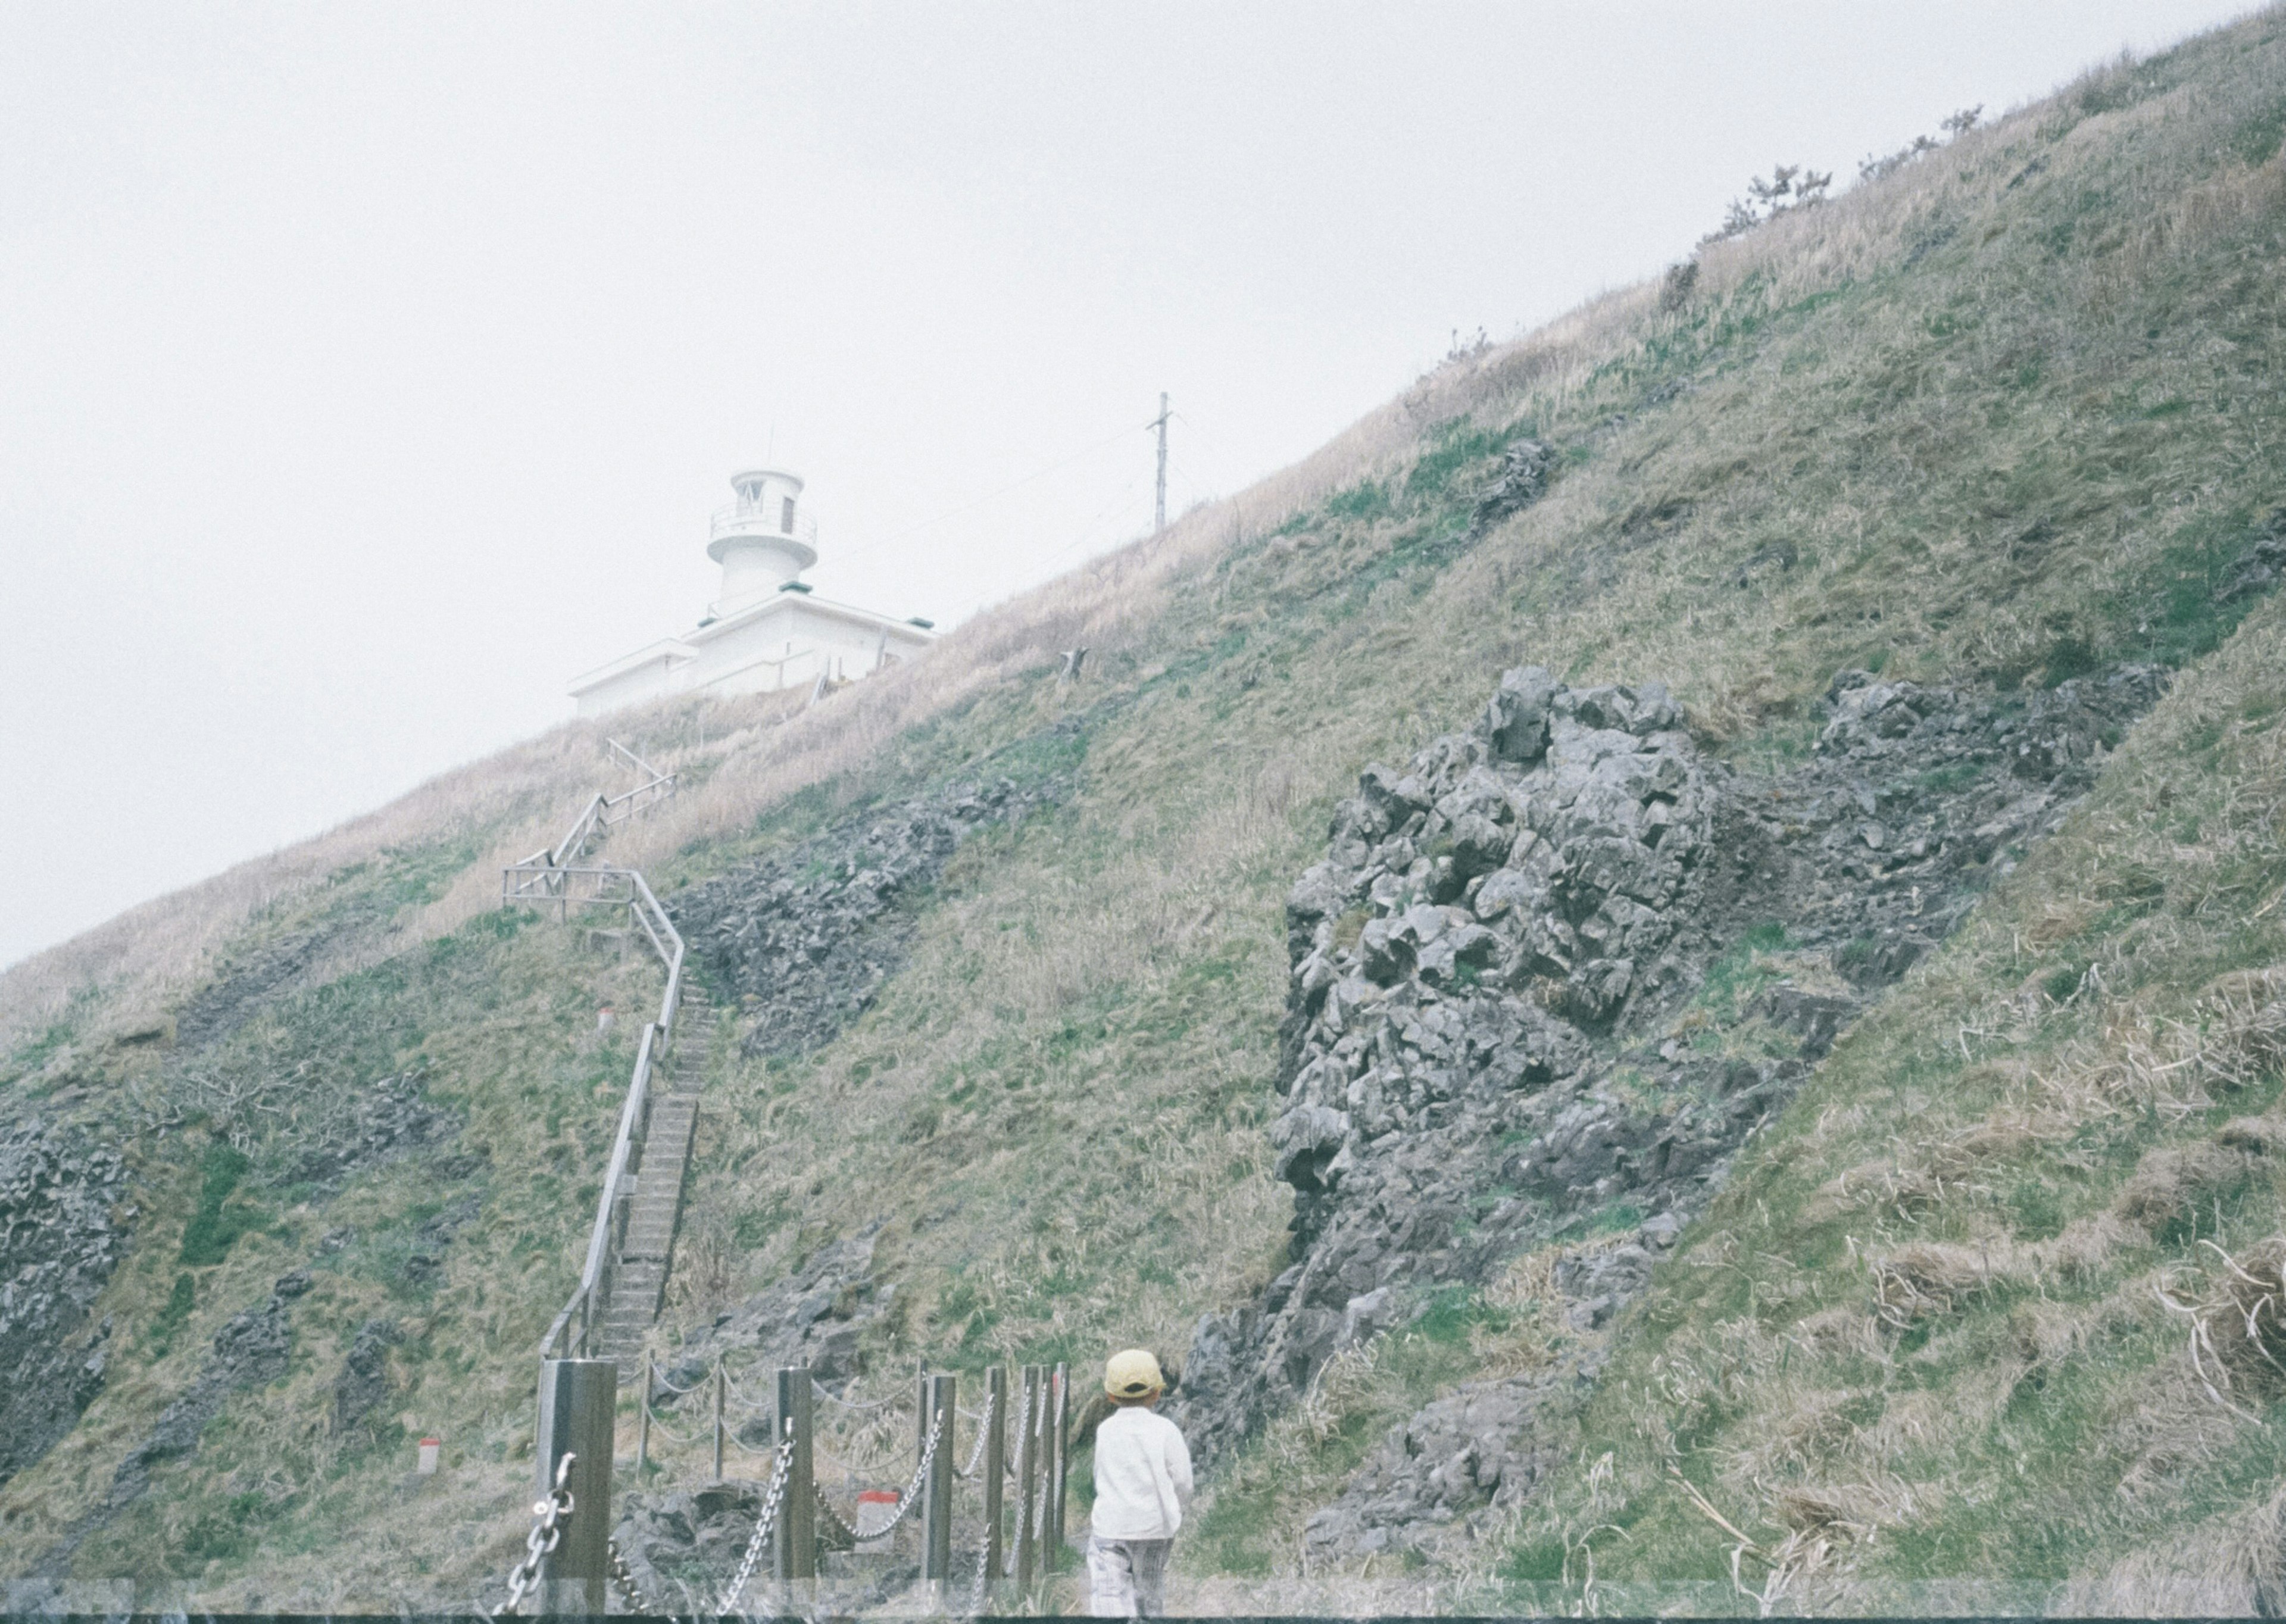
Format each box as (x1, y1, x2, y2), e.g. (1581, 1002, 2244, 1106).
(1303, 1349, 1607, 1561)
(1191, 657, 2175, 1557)
(401, 1192, 482, 1288)
(332, 1317, 400, 1435)
(1472, 441, 1554, 531)
(38, 1270, 311, 1576)
(660, 1226, 889, 1396)
(2215, 511, 2286, 604)
(673, 776, 1064, 1059)
(0, 1122, 128, 1491)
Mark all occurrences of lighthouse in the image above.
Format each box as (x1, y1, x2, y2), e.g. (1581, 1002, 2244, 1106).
(569, 467, 936, 717)
(708, 469, 818, 608)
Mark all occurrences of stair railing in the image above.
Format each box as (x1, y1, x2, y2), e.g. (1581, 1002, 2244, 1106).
(501, 739, 677, 910)
(507, 744, 689, 1359)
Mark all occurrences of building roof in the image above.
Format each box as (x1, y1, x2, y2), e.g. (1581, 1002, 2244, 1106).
(684, 585, 938, 649)
(567, 636, 698, 697)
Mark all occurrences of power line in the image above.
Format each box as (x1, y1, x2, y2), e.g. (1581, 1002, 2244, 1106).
(836, 420, 1151, 569)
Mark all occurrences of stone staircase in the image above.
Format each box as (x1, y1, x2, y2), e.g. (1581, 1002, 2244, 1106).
(594, 983, 716, 1370)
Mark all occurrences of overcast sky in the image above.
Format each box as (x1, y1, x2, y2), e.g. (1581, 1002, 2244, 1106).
(0, 1, 2257, 971)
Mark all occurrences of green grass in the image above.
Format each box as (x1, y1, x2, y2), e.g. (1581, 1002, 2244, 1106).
(8, 7, 2286, 1606)
(1500, 595, 2286, 1602)
(176, 1143, 261, 1267)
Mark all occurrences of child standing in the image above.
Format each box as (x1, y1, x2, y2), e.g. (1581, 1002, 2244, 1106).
(1086, 1349, 1192, 1619)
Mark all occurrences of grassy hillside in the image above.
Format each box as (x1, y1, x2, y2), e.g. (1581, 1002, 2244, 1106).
(3, 7, 2285, 1609)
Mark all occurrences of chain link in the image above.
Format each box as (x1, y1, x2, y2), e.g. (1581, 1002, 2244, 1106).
(967, 1519, 995, 1617)
(717, 1444, 793, 1614)
(880, 1398, 945, 1531)
(954, 1389, 996, 1480)
(492, 1451, 576, 1617)
(607, 1538, 654, 1614)
(813, 1485, 863, 1546)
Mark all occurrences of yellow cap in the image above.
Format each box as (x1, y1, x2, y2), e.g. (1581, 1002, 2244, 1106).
(1104, 1348, 1164, 1399)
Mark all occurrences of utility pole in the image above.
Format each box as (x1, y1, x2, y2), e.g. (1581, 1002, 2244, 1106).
(1152, 392, 1170, 533)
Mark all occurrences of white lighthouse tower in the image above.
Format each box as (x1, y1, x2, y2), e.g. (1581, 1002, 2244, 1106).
(568, 467, 936, 717)
(708, 469, 818, 609)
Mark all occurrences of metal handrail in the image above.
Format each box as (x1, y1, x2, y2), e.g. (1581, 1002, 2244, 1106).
(708, 505, 819, 548)
(516, 743, 689, 1358)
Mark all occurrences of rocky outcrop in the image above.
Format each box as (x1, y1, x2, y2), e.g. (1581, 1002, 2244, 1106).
(331, 1317, 400, 1435)
(1471, 439, 1554, 532)
(0, 1123, 128, 1491)
(400, 1191, 482, 1289)
(674, 776, 1066, 1058)
(1185, 660, 2170, 1557)
(1182, 672, 1741, 1459)
(38, 1270, 311, 1575)
(653, 1227, 891, 1422)
(616, 1228, 900, 1606)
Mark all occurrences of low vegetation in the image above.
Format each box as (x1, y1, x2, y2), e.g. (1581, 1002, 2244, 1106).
(2, 7, 2284, 1608)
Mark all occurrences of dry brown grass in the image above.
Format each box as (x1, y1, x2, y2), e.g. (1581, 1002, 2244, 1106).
(2065, 1484, 2286, 1615)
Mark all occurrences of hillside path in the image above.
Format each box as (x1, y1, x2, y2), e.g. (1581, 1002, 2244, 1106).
(595, 982, 716, 1372)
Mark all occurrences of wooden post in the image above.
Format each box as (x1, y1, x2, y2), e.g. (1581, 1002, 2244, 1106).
(920, 1372, 956, 1588)
(775, 1367, 816, 1583)
(1047, 1361, 1070, 1567)
(535, 1357, 617, 1616)
(636, 1351, 651, 1476)
(1014, 1365, 1041, 1594)
(982, 1366, 1007, 1603)
(713, 1360, 726, 1482)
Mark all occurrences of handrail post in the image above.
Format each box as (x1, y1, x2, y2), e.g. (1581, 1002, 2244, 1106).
(637, 1351, 652, 1477)
(713, 1360, 726, 1482)
(1048, 1361, 1070, 1568)
(921, 1373, 956, 1592)
(982, 1364, 1007, 1605)
(775, 1367, 816, 1586)
(536, 1357, 617, 1616)
(1014, 1365, 1040, 1595)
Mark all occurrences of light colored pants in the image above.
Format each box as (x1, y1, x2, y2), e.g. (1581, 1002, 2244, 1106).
(1087, 1535, 1173, 1618)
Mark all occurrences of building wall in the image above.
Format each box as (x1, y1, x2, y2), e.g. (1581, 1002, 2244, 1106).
(573, 601, 931, 717)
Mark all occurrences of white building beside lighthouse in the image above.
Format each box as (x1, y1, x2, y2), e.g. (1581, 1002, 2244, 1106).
(569, 469, 936, 717)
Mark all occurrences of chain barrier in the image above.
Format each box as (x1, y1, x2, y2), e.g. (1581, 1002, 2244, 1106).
(491, 1451, 576, 1617)
(967, 1520, 995, 1617)
(953, 1389, 996, 1481)
(717, 1444, 794, 1614)
(815, 1381, 895, 1411)
(813, 1485, 864, 1546)
(882, 1395, 945, 1529)
(650, 1364, 712, 1396)
(607, 1538, 655, 1614)
(639, 1404, 710, 1445)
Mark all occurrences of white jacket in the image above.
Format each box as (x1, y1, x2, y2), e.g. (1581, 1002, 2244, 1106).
(1089, 1406, 1194, 1539)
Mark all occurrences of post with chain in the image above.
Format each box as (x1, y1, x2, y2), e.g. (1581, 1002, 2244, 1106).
(636, 1351, 651, 1476)
(536, 1358, 617, 1615)
(1013, 1365, 1041, 1594)
(982, 1365, 1007, 1606)
(713, 1360, 727, 1482)
(1047, 1362, 1070, 1567)
(773, 1366, 816, 1588)
(920, 1373, 957, 1593)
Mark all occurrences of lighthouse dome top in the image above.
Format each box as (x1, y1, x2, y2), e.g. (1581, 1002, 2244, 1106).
(729, 467, 803, 501)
